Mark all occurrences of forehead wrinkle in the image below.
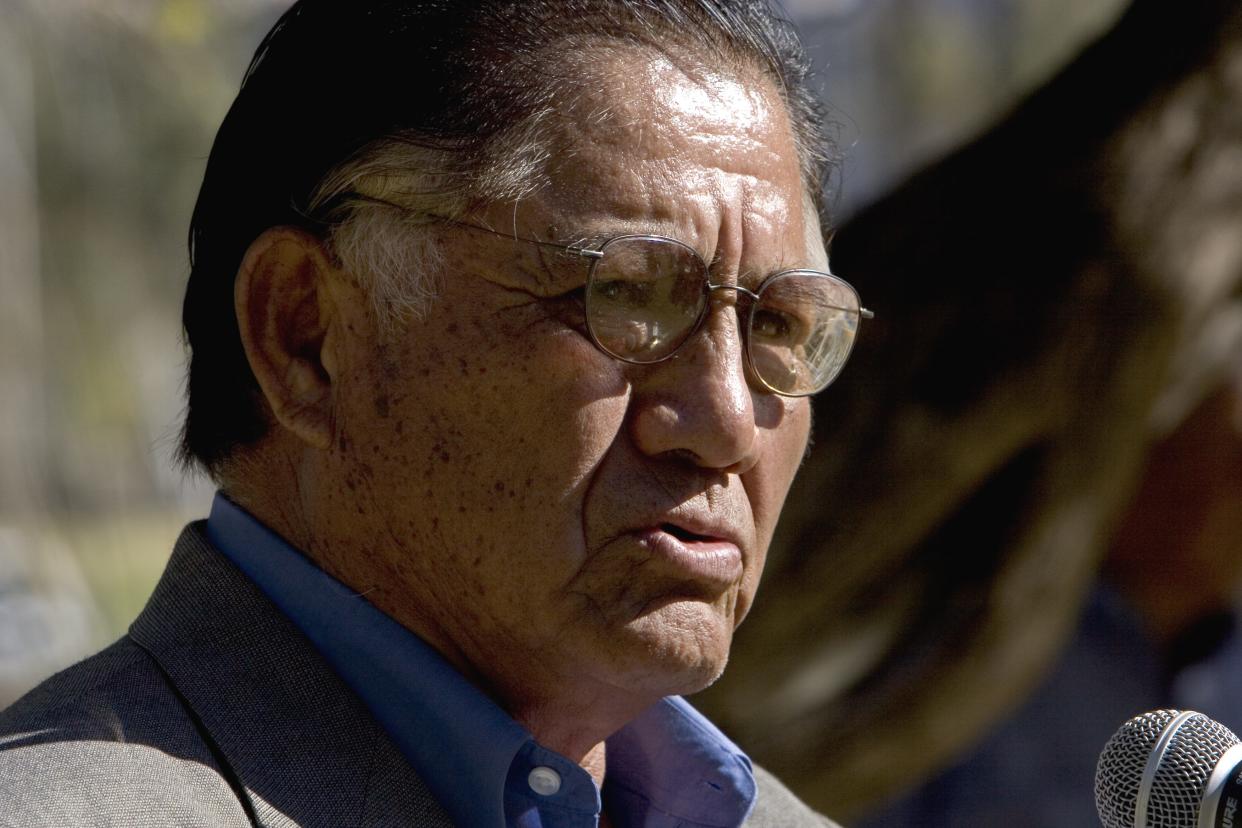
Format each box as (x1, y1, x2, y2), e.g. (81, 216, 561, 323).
(703, 167, 803, 285)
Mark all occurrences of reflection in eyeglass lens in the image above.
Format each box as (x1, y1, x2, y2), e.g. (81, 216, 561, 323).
(750, 273, 859, 395)
(588, 237, 705, 360)
(587, 238, 860, 395)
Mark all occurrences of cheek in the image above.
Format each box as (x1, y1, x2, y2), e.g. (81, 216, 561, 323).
(753, 398, 812, 522)
(350, 307, 630, 582)
(736, 399, 811, 611)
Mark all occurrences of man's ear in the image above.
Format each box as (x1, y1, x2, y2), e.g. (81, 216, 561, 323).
(234, 227, 346, 451)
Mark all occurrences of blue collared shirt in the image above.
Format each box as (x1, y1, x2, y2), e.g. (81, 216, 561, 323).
(206, 493, 757, 828)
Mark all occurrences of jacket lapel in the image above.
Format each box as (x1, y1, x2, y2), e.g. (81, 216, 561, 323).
(129, 523, 455, 828)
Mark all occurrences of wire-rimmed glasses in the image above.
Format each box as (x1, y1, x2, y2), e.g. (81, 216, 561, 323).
(576, 233, 871, 396)
(333, 194, 872, 396)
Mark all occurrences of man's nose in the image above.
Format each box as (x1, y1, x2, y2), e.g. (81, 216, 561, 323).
(627, 301, 759, 474)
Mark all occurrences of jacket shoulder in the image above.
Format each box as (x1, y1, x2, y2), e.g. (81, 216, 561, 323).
(0, 637, 251, 827)
(748, 763, 842, 827)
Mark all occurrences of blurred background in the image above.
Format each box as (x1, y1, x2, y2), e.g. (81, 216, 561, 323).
(0, 0, 287, 706)
(6, 0, 1238, 825)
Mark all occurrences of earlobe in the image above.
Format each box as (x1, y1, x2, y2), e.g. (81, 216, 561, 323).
(234, 227, 340, 451)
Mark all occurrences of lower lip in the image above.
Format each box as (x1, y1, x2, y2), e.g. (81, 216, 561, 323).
(636, 529, 743, 587)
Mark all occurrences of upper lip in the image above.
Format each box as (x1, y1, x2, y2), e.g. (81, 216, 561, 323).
(649, 511, 744, 548)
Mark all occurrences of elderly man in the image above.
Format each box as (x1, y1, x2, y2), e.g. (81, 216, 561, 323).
(0, 1, 867, 825)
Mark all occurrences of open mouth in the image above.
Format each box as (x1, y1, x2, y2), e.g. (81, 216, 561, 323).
(661, 523, 713, 543)
(645, 524, 742, 586)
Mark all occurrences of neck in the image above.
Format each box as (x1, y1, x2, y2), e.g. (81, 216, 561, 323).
(508, 690, 650, 787)
(580, 742, 607, 789)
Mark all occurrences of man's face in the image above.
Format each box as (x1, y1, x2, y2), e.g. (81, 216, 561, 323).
(321, 49, 822, 708)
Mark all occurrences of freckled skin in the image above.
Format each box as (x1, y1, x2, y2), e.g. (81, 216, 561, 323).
(296, 49, 820, 758)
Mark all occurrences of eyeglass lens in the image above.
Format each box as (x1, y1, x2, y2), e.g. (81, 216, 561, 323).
(584, 236, 861, 396)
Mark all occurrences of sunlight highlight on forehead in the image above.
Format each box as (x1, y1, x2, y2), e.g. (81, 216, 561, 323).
(619, 54, 786, 159)
(661, 69, 771, 133)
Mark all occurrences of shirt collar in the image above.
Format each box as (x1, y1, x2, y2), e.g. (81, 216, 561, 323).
(206, 492, 755, 827)
(607, 697, 757, 826)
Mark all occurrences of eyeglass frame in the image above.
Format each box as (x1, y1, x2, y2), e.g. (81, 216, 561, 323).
(325, 192, 874, 397)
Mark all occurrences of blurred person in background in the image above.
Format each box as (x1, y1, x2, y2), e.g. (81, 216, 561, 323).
(0, 1, 862, 825)
(858, 319, 1242, 827)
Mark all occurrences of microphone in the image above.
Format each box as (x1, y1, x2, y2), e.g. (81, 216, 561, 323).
(1096, 710, 1242, 828)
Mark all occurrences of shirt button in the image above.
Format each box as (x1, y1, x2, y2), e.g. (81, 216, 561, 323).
(528, 766, 562, 796)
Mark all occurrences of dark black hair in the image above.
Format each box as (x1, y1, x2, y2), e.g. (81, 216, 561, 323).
(179, 0, 832, 476)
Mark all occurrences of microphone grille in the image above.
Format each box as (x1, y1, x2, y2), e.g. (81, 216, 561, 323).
(1095, 710, 1240, 828)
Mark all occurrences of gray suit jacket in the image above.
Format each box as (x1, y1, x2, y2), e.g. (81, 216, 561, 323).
(0, 523, 838, 827)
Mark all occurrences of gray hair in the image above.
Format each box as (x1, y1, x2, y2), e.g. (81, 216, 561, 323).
(305, 105, 558, 327)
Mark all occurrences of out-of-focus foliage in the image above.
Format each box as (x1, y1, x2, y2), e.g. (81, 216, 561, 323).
(0, 0, 284, 704)
(0, 0, 285, 517)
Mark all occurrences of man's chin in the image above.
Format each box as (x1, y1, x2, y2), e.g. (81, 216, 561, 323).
(594, 603, 735, 698)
